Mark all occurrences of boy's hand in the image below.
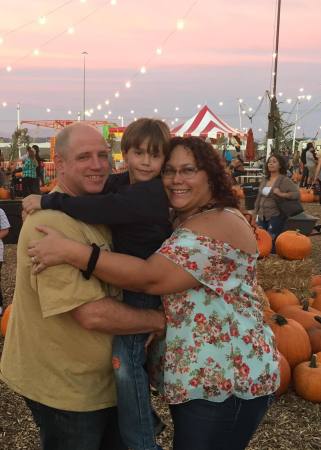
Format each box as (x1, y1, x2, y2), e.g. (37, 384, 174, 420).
(23, 195, 42, 214)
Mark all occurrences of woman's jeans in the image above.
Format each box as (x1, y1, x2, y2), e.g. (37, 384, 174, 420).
(169, 394, 275, 450)
(257, 215, 285, 252)
(112, 291, 162, 450)
(25, 398, 126, 450)
(300, 165, 309, 187)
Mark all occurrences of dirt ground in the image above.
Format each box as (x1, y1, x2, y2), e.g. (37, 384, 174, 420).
(1, 204, 321, 450)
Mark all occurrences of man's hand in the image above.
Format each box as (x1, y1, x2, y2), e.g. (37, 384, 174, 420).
(23, 195, 42, 214)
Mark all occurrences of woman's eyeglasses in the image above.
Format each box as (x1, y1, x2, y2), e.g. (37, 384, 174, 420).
(162, 166, 199, 180)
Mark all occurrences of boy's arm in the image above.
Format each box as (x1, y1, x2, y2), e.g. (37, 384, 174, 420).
(40, 178, 169, 225)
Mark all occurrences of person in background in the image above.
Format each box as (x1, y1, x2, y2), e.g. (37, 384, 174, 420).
(32, 144, 45, 189)
(305, 142, 318, 187)
(253, 154, 300, 251)
(27, 136, 279, 450)
(230, 154, 245, 178)
(0, 208, 10, 316)
(299, 146, 309, 188)
(22, 146, 38, 197)
(1, 123, 165, 450)
(222, 146, 233, 167)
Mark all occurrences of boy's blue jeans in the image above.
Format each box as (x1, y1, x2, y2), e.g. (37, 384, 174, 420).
(25, 398, 126, 450)
(112, 291, 162, 450)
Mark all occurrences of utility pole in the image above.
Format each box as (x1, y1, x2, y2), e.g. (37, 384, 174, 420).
(82, 51, 88, 120)
(16, 103, 21, 129)
(267, 0, 282, 157)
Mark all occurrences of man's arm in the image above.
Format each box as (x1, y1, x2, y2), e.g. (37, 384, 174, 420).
(70, 296, 165, 335)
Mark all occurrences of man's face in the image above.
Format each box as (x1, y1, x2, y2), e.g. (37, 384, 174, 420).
(56, 126, 110, 195)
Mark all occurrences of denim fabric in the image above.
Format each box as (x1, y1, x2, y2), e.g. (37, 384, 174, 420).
(113, 292, 162, 450)
(25, 398, 126, 450)
(257, 215, 285, 252)
(169, 394, 275, 450)
(300, 165, 309, 188)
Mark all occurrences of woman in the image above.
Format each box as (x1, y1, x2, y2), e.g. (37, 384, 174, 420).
(253, 154, 300, 248)
(28, 137, 279, 450)
(22, 146, 38, 197)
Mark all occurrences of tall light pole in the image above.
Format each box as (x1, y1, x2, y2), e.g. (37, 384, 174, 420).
(16, 103, 21, 129)
(82, 51, 88, 120)
(267, 0, 282, 157)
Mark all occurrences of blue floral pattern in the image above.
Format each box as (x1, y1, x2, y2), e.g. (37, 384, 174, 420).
(150, 227, 280, 404)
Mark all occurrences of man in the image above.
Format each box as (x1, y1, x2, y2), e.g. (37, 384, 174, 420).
(0, 123, 165, 450)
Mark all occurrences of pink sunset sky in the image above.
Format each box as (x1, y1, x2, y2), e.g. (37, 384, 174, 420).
(0, 0, 320, 138)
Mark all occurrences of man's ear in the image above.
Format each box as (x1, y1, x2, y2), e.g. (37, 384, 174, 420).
(54, 154, 64, 174)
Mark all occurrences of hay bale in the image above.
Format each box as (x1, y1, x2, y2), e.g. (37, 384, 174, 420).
(257, 255, 313, 301)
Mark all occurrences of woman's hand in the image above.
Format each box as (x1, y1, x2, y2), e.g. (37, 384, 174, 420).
(273, 187, 284, 197)
(23, 195, 42, 214)
(28, 226, 70, 273)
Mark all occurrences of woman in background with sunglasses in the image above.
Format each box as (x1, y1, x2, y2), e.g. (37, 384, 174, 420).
(28, 136, 279, 450)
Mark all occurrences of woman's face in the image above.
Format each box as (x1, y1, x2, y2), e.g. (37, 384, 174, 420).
(267, 156, 280, 173)
(162, 145, 213, 215)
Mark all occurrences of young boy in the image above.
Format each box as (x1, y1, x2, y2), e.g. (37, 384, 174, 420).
(23, 118, 171, 450)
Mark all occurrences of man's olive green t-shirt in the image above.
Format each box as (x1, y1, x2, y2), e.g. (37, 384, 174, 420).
(0, 209, 119, 412)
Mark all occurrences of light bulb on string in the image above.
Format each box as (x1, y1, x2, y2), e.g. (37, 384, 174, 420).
(238, 98, 243, 103)
(67, 27, 75, 35)
(67, 110, 72, 115)
(125, 81, 131, 89)
(90, 108, 94, 114)
(80, 0, 87, 3)
(306, 95, 312, 101)
(286, 98, 292, 104)
(33, 49, 40, 56)
(219, 101, 223, 106)
(104, 114, 108, 119)
(105, 99, 110, 105)
(130, 110, 134, 114)
(97, 104, 102, 110)
(38, 16, 47, 25)
(46, 108, 51, 113)
(140, 66, 146, 74)
(257, 96, 262, 100)
(0, 37, 3, 45)
(2, 102, 7, 107)
(114, 91, 120, 98)
(110, 0, 117, 5)
(175, 106, 179, 111)
(6, 66, 12, 72)
(108, 110, 112, 115)
(156, 47, 162, 56)
(154, 108, 158, 113)
(278, 92, 283, 97)
(299, 87, 304, 92)
(176, 19, 184, 30)
(197, 104, 201, 109)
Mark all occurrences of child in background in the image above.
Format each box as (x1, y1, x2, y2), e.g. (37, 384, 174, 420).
(0, 208, 10, 316)
(23, 118, 171, 450)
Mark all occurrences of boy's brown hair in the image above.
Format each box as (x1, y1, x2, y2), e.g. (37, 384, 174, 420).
(121, 118, 170, 157)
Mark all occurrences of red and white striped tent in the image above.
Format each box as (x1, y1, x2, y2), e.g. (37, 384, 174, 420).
(171, 105, 243, 138)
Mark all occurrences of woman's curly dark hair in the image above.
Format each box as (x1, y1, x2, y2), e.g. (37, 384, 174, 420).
(265, 153, 287, 178)
(164, 136, 239, 210)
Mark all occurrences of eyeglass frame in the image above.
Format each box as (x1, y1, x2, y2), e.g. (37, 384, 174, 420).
(161, 165, 200, 180)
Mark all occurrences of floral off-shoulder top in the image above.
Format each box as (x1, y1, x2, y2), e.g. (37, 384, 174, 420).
(150, 217, 280, 404)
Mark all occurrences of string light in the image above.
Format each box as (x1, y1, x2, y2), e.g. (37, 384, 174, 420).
(156, 47, 162, 55)
(140, 66, 146, 74)
(33, 49, 40, 56)
(154, 108, 158, 113)
(46, 108, 51, 112)
(38, 16, 47, 25)
(130, 110, 135, 114)
(125, 81, 131, 89)
(2, 102, 7, 107)
(0, 37, 3, 45)
(114, 91, 120, 98)
(67, 27, 75, 34)
(67, 110, 72, 115)
(175, 106, 180, 111)
(97, 104, 102, 110)
(219, 101, 223, 106)
(105, 99, 110, 105)
(176, 19, 185, 30)
(110, 0, 117, 5)
(6, 66, 12, 72)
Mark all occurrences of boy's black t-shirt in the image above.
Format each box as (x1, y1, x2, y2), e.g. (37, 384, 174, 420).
(41, 172, 172, 259)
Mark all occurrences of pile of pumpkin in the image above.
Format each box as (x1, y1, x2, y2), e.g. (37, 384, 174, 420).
(255, 227, 312, 260)
(263, 280, 321, 402)
(299, 187, 319, 203)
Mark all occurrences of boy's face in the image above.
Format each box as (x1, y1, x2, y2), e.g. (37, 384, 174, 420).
(123, 138, 165, 184)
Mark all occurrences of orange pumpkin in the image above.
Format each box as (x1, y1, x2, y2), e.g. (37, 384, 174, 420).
(0, 187, 10, 200)
(310, 275, 321, 288)
(266, 314, 311, 369)
(277, 301, 321, 331)
(306, 328, 321, 354)
(276, 353, 291, 397)
(264, 288, 299, 312)
(275, 230, 312, 260)
(293, 354, 321, 402)
(1, 304, 12, 336)
(300, 188, 315, 203)
(255, 228, 272, 258)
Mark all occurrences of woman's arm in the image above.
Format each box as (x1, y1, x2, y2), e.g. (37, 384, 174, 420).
(28, 226, 199, 295)
(273, 177, 300, 199)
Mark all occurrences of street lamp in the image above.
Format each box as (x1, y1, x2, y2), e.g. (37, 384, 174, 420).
(82, 51, 88, 120)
